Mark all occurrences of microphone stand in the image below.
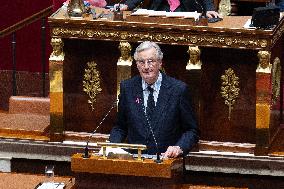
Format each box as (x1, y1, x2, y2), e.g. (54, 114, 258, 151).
(195, 0, 206, 18)
(143, 106, 163, 163)
(82, 100, 117, 158)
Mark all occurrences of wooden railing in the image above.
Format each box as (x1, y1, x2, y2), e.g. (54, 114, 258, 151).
(0, 6, 53, 97)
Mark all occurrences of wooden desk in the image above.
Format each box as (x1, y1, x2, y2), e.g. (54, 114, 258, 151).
(48, 8, 284, 155)
(71, 153, 183, 189)
(0, 172, 74, 189)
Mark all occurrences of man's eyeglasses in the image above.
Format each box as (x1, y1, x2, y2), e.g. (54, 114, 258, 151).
(136, 59, 158, 66)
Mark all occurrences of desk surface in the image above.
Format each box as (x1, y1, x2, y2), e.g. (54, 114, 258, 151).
(0, 172, 74, 189)
(49, 8, 284, 50)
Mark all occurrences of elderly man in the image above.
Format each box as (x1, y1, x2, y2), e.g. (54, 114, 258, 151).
(110, 41, 199, 158)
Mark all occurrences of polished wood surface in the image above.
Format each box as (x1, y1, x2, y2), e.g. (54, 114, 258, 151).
(71, 153, 183, 178)
(71, 153, 183, 189)
(49, 8, 283, 50)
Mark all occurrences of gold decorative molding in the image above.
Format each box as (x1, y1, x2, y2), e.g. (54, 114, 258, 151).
(83, 61, 102, 111)
(50, 60, 63, 93)
(49, 38, 64, 61)
(218, 0, 231, 16)
(220, 68, 240, 120)
(272, 23, 284, 46)
(52, 28, 269, 50)
(256, 51, 271, 73)
(272, 57, 281, 105)
(186, 46, 201, 70)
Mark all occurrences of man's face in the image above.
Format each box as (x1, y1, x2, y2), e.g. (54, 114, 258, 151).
(136, 47, 162, 85)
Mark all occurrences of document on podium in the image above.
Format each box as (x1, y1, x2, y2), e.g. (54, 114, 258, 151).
(131, 9, 200, 20)
(98, 147, 130, 156)
(35, 182, 65, 189)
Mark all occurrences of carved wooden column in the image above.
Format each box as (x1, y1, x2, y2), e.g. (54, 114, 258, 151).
(117, 42, 133, 98)
(186, 46, 202, 126)
(255, 51, 273, 155)
(49, 38, 65, 141)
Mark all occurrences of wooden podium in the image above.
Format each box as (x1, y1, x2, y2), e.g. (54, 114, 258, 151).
(48, 7, 284, 155)
(71, 153, 183, 189)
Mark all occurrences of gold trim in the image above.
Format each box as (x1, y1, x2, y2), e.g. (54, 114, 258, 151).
(83, 61, 102, 111)
(52, 28, 269, 50)
(186, 46, 201, 70)
(272, 23, 284, 46)
(220, 68, 240, 120)
(256, 51, 271, 73)
(272, 57, 281, 105)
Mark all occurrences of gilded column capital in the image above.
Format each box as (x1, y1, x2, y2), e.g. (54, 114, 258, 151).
(49, 38, 64, 61)
(186, 46, 201, 70)
(256, 51, 271, 73)
(117, 41, 133, 66)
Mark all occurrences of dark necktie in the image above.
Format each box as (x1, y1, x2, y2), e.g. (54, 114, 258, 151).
(147, 86, 155, 122)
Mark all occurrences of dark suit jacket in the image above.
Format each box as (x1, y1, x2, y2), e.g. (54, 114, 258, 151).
(125, 0, 215, 12)
(109, 73, 199, 155)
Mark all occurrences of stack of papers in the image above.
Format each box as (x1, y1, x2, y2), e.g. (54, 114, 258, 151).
(131, 9, 200, 20)
(98, 147, 130, 156)
(35, 182, 65, 189)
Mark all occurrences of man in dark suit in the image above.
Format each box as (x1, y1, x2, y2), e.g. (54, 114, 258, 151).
(115, 0, 221, 18)
(109, 41, 199, 158)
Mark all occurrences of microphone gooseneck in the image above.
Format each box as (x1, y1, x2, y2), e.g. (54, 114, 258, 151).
(142, 103, 163, 163)
(194, 0, 206, 18)
(83, 100, 117, 158)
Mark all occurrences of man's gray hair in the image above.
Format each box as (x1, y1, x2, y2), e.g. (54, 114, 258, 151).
(134, 41, 163, 61)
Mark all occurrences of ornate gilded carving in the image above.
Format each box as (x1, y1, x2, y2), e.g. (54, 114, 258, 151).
(272, 57, 281, 105)
(218, 0, 231, 16)
(186, 46, 202, 70)
(52, 28, 269, 50)
(83, 61, 102, 111)
(256, 51, 271, 73)
(220, 68, 240, 120)
(118, 42, 133, 65)
(49, 38, 64, 61)
(67, 0, 85, 17)
(272, 23, 284, 46)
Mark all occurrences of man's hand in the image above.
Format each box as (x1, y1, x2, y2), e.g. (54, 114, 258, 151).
(206, 11, 222, 18)
(163, 146, 183, 158)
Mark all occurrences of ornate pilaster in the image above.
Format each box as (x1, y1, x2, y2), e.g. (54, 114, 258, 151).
(49, 38, 64, 141)
(117, 42, 133, 98)
(255, 51, 272, 155)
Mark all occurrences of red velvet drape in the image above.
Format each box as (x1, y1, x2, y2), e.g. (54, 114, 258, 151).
(0, 0, 53, 72)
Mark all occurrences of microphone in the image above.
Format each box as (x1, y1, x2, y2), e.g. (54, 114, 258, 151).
(82, 99, 118, 158)
(142, 104, 163, 163)
(194, 0, 206, 18)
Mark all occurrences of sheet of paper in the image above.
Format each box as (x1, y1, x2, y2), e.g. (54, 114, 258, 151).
(98, 147, 130, 155)
(36, 182, 65, 189)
